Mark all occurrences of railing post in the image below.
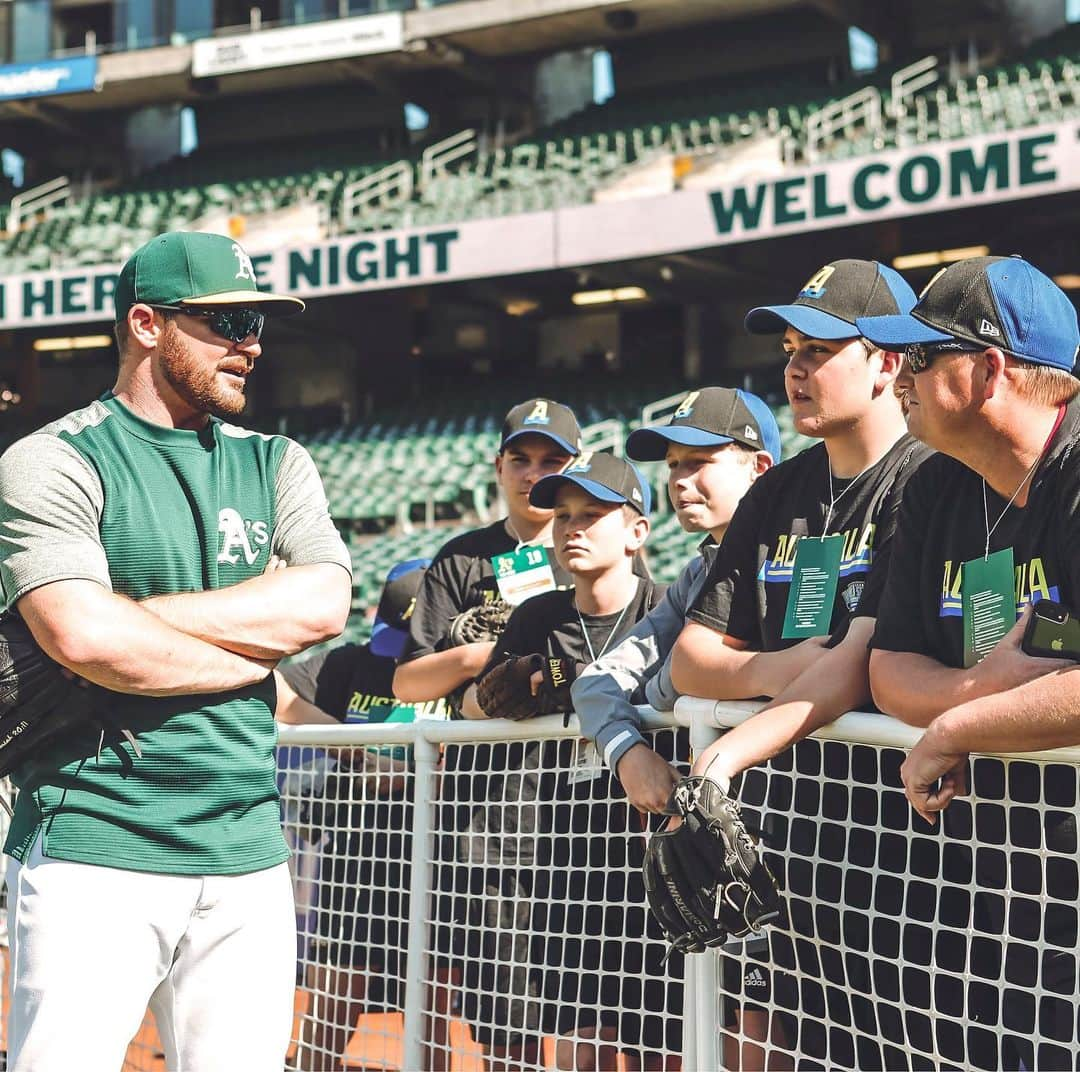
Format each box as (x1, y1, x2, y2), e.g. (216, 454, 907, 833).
(401, 732, 439, 1072)
(688, 702, 723, 1070)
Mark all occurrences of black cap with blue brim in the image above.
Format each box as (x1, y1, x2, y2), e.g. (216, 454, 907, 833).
(529, 451, 652, 515)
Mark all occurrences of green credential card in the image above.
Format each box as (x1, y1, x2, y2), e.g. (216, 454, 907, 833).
(961, 546, 1015, 668)
(782, 534, 844, 639)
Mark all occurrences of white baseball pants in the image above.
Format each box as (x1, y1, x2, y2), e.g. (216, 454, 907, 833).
(5, 839, 296, 1072)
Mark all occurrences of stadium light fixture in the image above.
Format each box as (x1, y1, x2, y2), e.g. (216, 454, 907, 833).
(571, 287, 648, 306)
(892, 246, 989, 270)
(1053, 274, 1080, 290)
(33, 335, 113, 352)
(505, 299, 540, 317)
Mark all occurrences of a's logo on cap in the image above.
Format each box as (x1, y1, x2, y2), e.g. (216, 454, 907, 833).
(673, 390, 699, 419)
(979, 318, 1001, 338)
(799, 265, 835, 300)
(524, 399, 550, 426)
(565, 450, 593, 474)
(744, 424, 759, 441)
(233, 243, 257, 283)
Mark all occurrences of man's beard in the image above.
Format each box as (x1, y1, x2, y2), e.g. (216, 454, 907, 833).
(159, 322, 249, 419)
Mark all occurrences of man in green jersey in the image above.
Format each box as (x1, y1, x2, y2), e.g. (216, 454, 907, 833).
(0, 232, 352, 1072)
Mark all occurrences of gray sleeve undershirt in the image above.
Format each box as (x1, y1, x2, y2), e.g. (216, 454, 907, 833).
(272, 439, 352, 575)
(0, 433, 111, 611)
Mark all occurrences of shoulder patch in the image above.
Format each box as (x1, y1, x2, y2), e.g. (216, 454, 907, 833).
(39, 400, 112, 439)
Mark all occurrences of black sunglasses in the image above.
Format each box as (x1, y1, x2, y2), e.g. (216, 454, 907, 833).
(903, 340, 977, 373)
(150, 305, 265, 343)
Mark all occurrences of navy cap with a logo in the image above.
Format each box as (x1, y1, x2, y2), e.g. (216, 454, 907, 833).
(370, 557, 430, 659)
(745, 259, 917, 340)
(856, 255, 1080, 372)
(626, 387, 781, 464)
(529, 451, 652, 515)
(500, 398, 582, 456)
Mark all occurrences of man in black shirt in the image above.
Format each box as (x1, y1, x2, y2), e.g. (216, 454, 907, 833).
(458, 453, 677, 1071)
(862, 256, 1080, 1070)
(277, 559, 449, 1072)
(393, 398, 581, 704)
(671, 259, 929, 785)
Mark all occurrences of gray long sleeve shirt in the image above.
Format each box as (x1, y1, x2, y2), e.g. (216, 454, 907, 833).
(572, 538, 719, 772)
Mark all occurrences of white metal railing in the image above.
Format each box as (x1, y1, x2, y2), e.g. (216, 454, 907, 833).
(339, 160, 414, 232)
(804, 85, 883, 161)
(888, 55, 941, 118)
(7, 176, 71, 233)
(419, 128, 477, 189)
(581, 417, 625, 456)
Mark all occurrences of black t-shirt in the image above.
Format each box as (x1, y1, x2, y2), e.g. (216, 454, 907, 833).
(399, 520, 575, 663)
(872, 401, 1080, 664)
(281, 643, 448, 760)
(687, 434, 932, 649)
(481, 578, 667, 700)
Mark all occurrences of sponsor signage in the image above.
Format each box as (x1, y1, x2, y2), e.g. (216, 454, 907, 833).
(3, 121, 1078, 328)
(0, 56, 97, 102)
(191, 12, 403, 78)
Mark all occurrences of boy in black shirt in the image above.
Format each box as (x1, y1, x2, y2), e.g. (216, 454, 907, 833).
(861, 255, 1080, 1070)
(277, 559, 449, 1072)
(672, 258, 929, 788)
(458, 453, 676, 1072)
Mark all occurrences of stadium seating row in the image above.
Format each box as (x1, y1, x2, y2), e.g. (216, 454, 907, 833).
(6, 39, 1080, 269)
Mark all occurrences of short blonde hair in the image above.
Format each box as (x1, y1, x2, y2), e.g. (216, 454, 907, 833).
(1011, 361, 1080, 406)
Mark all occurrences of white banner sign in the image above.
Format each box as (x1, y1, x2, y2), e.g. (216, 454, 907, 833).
(192, 12, 403, 78)
(4, 121, 1079, 329)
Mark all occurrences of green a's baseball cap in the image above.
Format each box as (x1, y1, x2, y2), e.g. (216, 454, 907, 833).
(114, 231, 304, 321)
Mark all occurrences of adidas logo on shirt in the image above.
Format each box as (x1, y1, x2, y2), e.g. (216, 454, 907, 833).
(745, 968, 768, 989)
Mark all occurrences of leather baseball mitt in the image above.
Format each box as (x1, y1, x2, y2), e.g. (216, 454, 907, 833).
(447, 599, 514, 647)
(0, 614, 132, 782)
(475, 655, 544, 721)
(643, 775, 783, 955)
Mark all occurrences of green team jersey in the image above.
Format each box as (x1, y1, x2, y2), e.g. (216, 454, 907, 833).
(0, 394, 351, 875)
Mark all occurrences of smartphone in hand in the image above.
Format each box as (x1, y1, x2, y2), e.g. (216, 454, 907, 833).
(1022, 600, 1080, 661)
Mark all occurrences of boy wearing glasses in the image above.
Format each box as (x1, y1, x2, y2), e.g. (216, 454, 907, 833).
(861, 257, 1080, 1071)
(0, 232, 352, 1072)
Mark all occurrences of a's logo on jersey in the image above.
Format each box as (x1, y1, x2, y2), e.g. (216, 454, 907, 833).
(524, 399, 550, 426)
(799, 265, 835, 299)
(217, 507, 269, 566)
(673, 391, 700, 419)
(232, 243, 257, 282)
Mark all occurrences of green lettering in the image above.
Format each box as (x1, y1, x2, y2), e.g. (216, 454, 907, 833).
(425, 230, 459, 274)
(327, 245, 340, 287)
(0, 282, 6, 320)
(1018, 133, 1056, 186)
(346, 241, 379, 283)
(709, 184, 768, 233)
(251, 253, 273, 287)
(898, 155, 941, 203)
(22, 279, 53, 318)
(61, 275, 88, 315)
(949, 143, 1009, 196)
(852, 163, 890, 210)
(812, 172, 847, 218)
(288, 249, 321, 290)
(773, 177, 806, 225)
(385, 235, 421, 279)
(93, 272, 116, 314)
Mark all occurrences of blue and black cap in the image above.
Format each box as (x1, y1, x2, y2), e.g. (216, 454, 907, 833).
(745, 259, 917, 341)
(856, 255, 1080, 372)
(626, 387, 781, 464)
(529, 451, 652, 515)
(500, 398, 582, 456)
(370, 557, 430, 659)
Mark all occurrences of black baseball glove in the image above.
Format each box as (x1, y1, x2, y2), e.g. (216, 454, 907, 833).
(0, 614, 139, 783)
(643, 775, 783, 955)
(475, 655, 544, 721)
(447, 599, 514, 647)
